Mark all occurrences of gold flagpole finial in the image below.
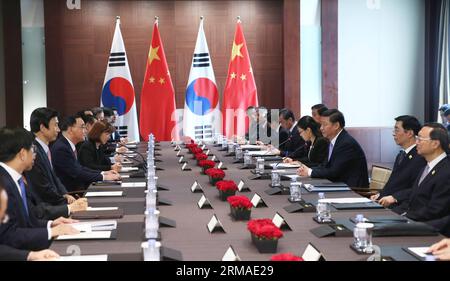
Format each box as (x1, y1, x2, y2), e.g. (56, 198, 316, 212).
(155, 16, 159, 21)
(200, 16, 204, 20)
(237, 16, 241, 22)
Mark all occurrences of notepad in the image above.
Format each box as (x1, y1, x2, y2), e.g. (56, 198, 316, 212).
(121, 182, 146, 188)
(86, 207, 119, 211)
(121, 167, 139, 172)
(56, 231, 112, 240)
(85, 191, 123, 198)
(57, 255, 108, 261)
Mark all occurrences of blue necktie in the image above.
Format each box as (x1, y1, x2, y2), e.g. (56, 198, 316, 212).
(18, 177, 29, 217)
(328, 142, 334, 161)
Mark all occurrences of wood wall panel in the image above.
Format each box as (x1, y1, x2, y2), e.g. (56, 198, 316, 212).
(44, 0, 284, 117)
(321, 0, 338, 109)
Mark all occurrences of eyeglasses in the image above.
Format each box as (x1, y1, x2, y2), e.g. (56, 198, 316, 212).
(415, 136, 432, 142)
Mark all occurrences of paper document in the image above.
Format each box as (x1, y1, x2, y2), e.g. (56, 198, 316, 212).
(247, 151, 278, 156)
(57, 255, 108, 261)
(320, 198, 371, 204)
(56, 231, 112, 240)
(121, 182, 146, 188)
(85, 191, 123, 198)
(72, 220, 117, 231)
(270, 163, 301, 168)
(121, 167, 139, 172)
(86, 207, 119, 211)
(241, 145, 264, 150)
(407, 247, 435, 260)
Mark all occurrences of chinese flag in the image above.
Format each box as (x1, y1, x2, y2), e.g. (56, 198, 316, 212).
(139, 20, 178, 141)
(222, 20, 258, 138)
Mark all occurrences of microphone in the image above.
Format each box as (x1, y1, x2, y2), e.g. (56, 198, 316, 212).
(121, 150, 148, 171)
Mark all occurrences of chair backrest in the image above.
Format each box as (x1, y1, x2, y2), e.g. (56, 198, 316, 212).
(369, 165, 392, 190)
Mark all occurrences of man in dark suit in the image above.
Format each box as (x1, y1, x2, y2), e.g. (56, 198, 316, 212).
(371, 115, 426, 208)
(393, 123, 450, 224)
(51, 115, 120, 192)
(28, 108, 88, 220)
(297, 109, 369, 188)
(0, 128, 78, 251)
(276, 109, 307, 159)
(0, 179, 60, 261)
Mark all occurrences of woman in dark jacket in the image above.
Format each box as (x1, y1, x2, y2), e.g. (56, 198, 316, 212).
(284, 115, 329, 167)
(78, 121, 121, 172)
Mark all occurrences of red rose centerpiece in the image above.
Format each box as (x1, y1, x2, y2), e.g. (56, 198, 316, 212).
(270, 253, 304, 261)
(227, 195, 252, 220)
(190, 147, 203, 156)
(198, 160, 216, 174)
(195, 153, 208, 165)
(247, 219, 283, 253)
(185, 143, 198, 152)
(205, 168, 225, 185)
(216, 180, 238, 201)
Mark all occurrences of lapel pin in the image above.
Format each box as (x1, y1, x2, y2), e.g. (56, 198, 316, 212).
(432, 170, 436, 176)
(408, 155, 412, 159)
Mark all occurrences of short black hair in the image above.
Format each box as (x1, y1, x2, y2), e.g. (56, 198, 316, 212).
(30, 107, 59, 134)
(395, 115, 422, 136)
(82, 114, 97, 125)
(91, 107, 104, 116)
(311, 104, 326, 110)
(423, 122, 449, 152)
(103, 107, 114, 118)
(317, 106, 329, 116)
(0, 127, 35, 163)
(297, 116, 323, 137)
(279, 109, 296, 122)
(59, 115, 81, 132)
(321, 109, 345, 128)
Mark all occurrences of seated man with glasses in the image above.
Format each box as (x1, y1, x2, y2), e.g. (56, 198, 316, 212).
(371, 115, 426, 208)
(392, 123, 450, 233)
(0, 179, 61, 261)
(50, 114, 120, 192)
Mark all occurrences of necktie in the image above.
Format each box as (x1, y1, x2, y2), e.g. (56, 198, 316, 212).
(395, 150, 406, 167)
(18, 177, 29, 217)
(73, 149, 77, 160)
(418, 165, 430, 185)
(328, 142, 334, 161)
(47, 150, 53, 169)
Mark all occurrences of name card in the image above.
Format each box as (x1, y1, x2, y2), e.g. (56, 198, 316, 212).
(218, 162, 223, 169)
(190, 181, 204, 193)
(211, 155, 217, 162)
(178, 156, 185, 163)
(205, 149, 210, 155)
(174, 145, 180, 151)
(207, 214, 225, 233)
(251, 193, 267, 208)
(272, 212, 291, 230)
(237, 180, 250, 192)
(201, 144, 206, 150)
(197, 195, 212, 209)
(222, 246, 241, 261)
(181, 163, 191, 171)
(176, 150, 182, 157)
(302, 243, 326, 261)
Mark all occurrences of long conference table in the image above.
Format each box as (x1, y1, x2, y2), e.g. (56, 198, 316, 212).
(49, 142, 443, 261)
